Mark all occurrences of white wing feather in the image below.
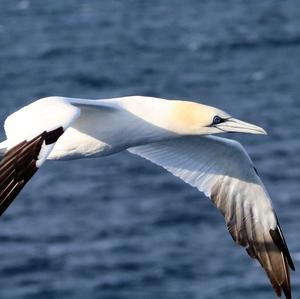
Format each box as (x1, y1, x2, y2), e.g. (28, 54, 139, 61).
(4, 97, 80, 147)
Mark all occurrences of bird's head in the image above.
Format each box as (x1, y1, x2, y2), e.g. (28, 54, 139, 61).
(169, 100, 267, 135)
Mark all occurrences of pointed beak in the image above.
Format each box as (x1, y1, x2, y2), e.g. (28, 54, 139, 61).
(216, 118, 267, 135)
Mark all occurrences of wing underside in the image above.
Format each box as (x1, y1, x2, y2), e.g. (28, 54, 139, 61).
(128, 135, 294, 298)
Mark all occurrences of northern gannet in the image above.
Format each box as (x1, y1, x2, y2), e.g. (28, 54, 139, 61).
(0, 96, 294, 298)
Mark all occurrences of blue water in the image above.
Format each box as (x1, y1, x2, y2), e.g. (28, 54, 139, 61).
(0, 1, 300, 298)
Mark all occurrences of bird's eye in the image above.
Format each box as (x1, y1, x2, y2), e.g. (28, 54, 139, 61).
(213, 116, 223, 125)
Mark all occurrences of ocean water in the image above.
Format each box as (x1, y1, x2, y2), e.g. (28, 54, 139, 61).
(0, 1, 300, 298)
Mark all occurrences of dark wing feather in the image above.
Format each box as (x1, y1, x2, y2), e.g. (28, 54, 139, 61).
(0, 127, 63, 216)
(211, 181, 293, 299)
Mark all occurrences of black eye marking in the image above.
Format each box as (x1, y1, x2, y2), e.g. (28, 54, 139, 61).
(213, 116, 223, 125)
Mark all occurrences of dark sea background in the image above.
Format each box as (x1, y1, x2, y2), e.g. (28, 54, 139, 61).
(0, 1, 300, 298)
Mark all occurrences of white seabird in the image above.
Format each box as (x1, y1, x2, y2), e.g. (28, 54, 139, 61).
(0, 96, 294, 298)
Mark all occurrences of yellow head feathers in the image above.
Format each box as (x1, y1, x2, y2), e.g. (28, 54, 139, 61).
(169, 100, 230, 134)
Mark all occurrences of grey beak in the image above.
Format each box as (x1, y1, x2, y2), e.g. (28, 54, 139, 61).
(216, 118, 267, 135)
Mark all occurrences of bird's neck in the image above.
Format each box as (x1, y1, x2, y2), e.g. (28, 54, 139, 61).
(115, 96, 207, 135)
(106, 97, 181, 150)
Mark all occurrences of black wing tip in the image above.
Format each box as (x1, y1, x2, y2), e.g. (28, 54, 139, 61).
(282, 283, 292, 299)
(0, 127, 64, 216)
(45, 127, 64, 145)
(269, 224, 294, 298)
(267, 253, 292, 299)
(270, 225, 295, 271)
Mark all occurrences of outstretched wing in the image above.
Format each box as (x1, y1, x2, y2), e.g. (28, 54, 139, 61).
(0, 97, 80, 215)
(128, 135, 294, 299)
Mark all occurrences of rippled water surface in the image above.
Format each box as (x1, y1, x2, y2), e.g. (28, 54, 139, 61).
(0, 1, 300, 298)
